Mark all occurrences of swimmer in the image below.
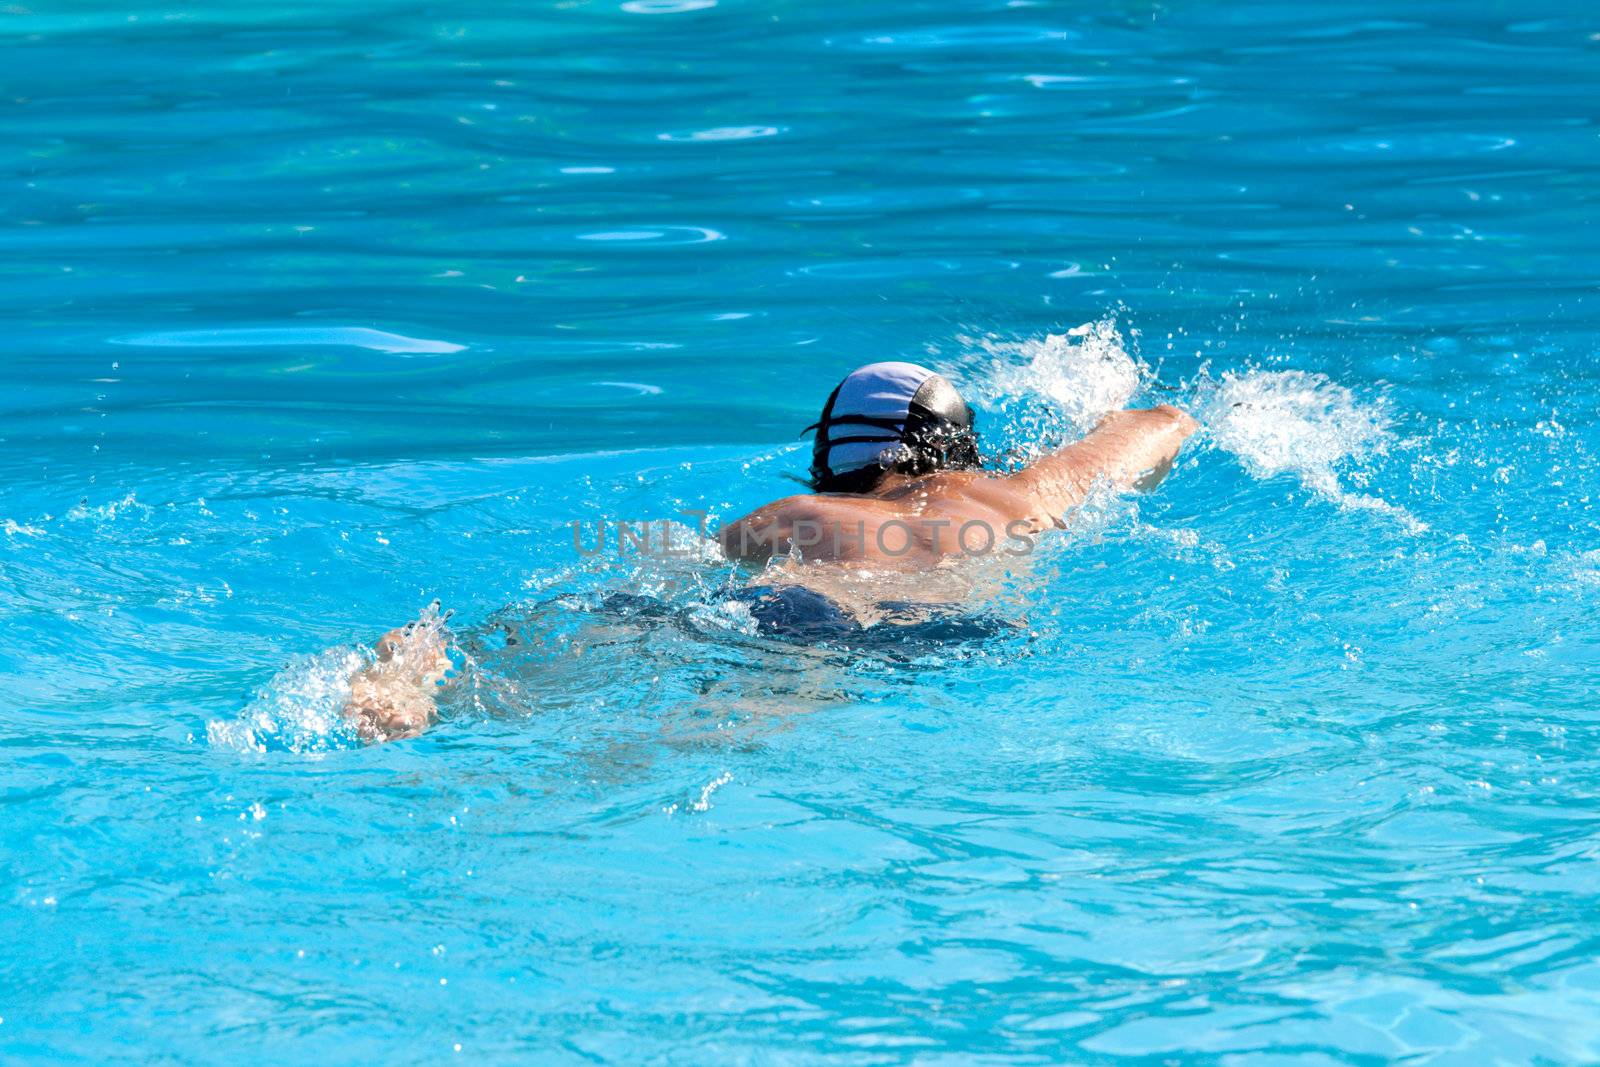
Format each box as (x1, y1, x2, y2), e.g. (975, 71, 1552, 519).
(343, 362, 1197, 741)
(720, 360, 1197, 567)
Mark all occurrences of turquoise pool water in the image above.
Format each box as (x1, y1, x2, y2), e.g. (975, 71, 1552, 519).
(5, 1, 1600, 1061)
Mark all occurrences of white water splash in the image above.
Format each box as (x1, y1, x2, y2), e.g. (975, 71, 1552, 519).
(207, 647, 363, 754)
(664, 771, 734, 815)
(66, 492, 152, 523)
(211, 602, 462, 752)
(968, 318, 1143, 435)
(1195, 369, 1386, 494)
(1559, 548, 1600, 589)
(1195, 369, 1424, 533)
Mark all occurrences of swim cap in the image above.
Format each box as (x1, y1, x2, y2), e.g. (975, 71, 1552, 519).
(806, 361, 980, 493)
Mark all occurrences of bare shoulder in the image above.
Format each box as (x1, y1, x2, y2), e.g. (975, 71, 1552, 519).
(877, 468, 1033, 525)
(721, 491, 829, 540)
(720, 491, 893, 563)
(728, 492, 804, 522)
(735, 491, 907, 522)
(727, 493, 833, 528)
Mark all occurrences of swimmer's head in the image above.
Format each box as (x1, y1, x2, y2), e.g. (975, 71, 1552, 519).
(806, 361, 981, 494)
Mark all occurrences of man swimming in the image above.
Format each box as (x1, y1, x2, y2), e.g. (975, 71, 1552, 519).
(722, 361, 1196, 567)
(342, 361, 1198, 741)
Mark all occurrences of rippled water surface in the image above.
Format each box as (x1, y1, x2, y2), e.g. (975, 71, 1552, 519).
(5, 1, 1600, 1062)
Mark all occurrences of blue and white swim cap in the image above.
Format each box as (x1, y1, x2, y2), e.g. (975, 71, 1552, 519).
(806, 362, 980, 493)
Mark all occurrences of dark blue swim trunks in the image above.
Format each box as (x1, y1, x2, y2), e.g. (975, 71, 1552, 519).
(597, 587, 1012, 646)
(730, 585, 1012, 644)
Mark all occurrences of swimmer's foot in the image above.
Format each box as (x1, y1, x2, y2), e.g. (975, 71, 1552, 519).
(342, 602, 457, 743)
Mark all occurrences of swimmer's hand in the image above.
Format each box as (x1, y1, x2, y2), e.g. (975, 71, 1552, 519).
(1132, 452, 1177, 492)
(1125, 407, 1197, 489)
(1122, 403, 1199, 439)
(342, 606, 456, 743)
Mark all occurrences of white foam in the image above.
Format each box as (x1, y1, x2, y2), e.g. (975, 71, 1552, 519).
(1195, 370, 1386, 493)
(1560, 548, 1600, 589)
(212, 604, 459, 754)
(963, 324, 1422, 534)
(207, 647, 363, 754)
(65, 492, 151, 523)
(663, 771, 733, 815)
(1194, 369, 1424, 532)
(969, 318, 1143, 435)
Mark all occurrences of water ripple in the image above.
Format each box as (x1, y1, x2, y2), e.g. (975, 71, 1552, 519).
(657, 125, 784, 143)
(620, 0, 717, 12)
(576, 225, 727, 244)
(110, 327, 466, 355)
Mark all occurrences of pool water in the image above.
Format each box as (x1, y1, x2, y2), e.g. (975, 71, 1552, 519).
(5, 0, 1600, 1061)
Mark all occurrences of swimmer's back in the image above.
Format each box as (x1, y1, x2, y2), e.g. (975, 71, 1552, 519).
(719, 469, 1025, 567)
(721, 405, 1197, 567)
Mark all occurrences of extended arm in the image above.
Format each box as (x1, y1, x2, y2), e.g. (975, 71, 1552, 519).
(999, 405, 1198, 524)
